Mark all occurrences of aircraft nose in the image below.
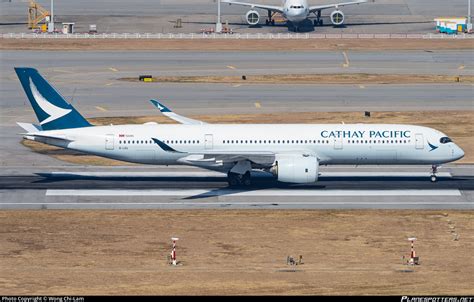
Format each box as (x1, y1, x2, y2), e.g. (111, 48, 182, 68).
(452, 144, 465, 161)
(286, 10, 297, 17)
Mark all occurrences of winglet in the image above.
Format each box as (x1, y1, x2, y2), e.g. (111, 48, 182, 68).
(150, 99, 172, 113)
(151, 138, 184, 153)
(149, 99, 207, 125)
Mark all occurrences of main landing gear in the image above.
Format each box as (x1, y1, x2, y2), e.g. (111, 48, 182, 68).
(313, 10, 323, 26)
(227, 171, 252, 187)
(430, 165, 438, 182)
(265, 10, 275, 26)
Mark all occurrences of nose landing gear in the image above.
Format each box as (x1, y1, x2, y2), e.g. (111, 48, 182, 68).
(314, 10, 322, 26)
(430, 165, 438, 182)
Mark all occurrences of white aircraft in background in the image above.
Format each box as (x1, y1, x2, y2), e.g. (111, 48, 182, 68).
(15, 68, 464, 186)
(222, 0, 368, 30)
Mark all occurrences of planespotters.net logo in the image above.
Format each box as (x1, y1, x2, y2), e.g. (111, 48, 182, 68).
(402, 297, 474, 302)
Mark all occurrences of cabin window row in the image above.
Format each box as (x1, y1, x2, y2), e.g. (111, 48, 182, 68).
(118, 139, 411, 146)
(119, 140, 153, 145)
(222, 139, 330, 144)
(221, 139, 411, 144)
(119, 140, 200, 145)
(347, 139, 411, 144)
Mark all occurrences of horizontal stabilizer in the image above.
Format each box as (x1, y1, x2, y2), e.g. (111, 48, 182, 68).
(17, 122, 42, 133)
(21, 132, 74, 142)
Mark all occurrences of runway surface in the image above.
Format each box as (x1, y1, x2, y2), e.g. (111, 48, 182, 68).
(1, 165, 472, 209)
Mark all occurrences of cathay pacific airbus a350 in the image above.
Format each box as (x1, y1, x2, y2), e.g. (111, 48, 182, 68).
(15, 68, 464, 186)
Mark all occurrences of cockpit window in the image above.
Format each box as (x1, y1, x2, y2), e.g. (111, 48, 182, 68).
(440, 137, 452, 144)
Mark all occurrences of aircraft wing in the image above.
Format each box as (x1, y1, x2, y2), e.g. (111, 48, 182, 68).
(221, 0, 284, 13)
(150, 99, 208, 125)
(152, 138, 275, 165)
(309, 0, 368, 13)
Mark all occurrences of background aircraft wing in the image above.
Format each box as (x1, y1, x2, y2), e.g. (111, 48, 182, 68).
(222, 0, 284, 13)
(309, 0, 368, 13)
(150, 99, 207, 125)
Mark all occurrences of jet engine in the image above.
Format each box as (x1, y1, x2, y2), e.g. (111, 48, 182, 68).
(245, 10, 260, 26)
(270, 154, 319, 183)
(330, 10, 345, 26)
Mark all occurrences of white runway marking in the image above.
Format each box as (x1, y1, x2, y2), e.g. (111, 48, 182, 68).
(342, 51, 350, 68)
(46, 189, 461, 197)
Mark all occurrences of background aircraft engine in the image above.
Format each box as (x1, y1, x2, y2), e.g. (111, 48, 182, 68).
(245, 10, 260, 26)
(271, 154, 319, 183)
(330, 10, 345, 26)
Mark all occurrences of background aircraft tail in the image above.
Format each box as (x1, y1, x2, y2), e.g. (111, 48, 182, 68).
(14, 67, 91, 130)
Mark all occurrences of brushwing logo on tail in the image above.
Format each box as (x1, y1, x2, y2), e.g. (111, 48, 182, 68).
(29, 78, 71, 125)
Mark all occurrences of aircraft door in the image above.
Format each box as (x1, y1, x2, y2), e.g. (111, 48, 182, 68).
(105, 134, 114, 150)
(205, 134, 213, 150)
(333, 137, 343, 150)
(415, 133, 424, 150)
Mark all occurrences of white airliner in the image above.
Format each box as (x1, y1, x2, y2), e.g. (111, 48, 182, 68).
(15, 68, 464, 186)
(222, 0, 368, 30)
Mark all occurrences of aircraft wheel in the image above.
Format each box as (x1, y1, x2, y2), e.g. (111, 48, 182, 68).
(430, 175, 437, 183)
(228, 172, 240, 186)
(242, 171, 252, 186)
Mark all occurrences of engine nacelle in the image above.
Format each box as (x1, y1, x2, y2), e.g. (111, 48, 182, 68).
(245, 10, 260, 26)
(271, 154, 319, 183)
(330, 10, 345, 26)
